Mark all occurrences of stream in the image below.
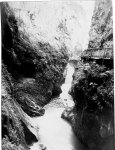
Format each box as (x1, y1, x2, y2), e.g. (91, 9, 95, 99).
(30, 63, 86, 150)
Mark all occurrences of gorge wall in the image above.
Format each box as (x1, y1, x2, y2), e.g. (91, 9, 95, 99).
(69, 63, 114, 150)
(1, 2, 69, 149)
(63, 0, 114, 150)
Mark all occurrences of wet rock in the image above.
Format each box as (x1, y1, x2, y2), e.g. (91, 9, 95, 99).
(39, 144, 47, 150)
(61, 107, 74, 123)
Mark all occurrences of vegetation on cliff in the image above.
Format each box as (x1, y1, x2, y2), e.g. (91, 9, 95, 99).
(1, 2, 68, 149)
(2, 64, 29, 150)
(68, 1, 114, 149)
(1, 1, 114, 150)
(65, 62, 114, 149)
(71, 63, 113, 114)
(62, 2, 114, 147)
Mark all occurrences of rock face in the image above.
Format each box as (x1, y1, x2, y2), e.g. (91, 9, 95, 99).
(2, 2, 68, 109)
(88, 0, 113, 49)
(1, 2, 68, 149)
(81, 0, 113, 61)
(68, 62, 114, 150)
(2, 64, 38, 150)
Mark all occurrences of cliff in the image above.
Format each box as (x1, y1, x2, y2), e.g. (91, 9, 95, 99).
(88, 0, 113, 49)
(2, 63, 39, 150)
(62, 62, 114, 150)
(1, 2, 68, 149)
(81, 0, 113, 60)
(62, 0, 114, 149)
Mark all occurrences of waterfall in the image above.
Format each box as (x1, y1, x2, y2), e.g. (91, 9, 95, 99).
(60, 63, 75, 107)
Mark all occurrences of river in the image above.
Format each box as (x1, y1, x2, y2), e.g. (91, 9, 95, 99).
(30, 98, 86, 150)
(30, 63, 86, 150)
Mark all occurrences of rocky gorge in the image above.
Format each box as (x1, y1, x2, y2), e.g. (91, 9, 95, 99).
(1, 1, 114, 150)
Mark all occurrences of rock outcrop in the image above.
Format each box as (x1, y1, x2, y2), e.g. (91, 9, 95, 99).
(62, 62, 114, 150)
(2, 64, 38, 150)
(1, 2, 68, 111)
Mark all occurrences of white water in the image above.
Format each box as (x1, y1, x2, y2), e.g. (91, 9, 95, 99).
(30, 63, 86, 150)
(7, 1, 95, 150)
(30, 106, 85, 150)
(60, 63, 75, 107)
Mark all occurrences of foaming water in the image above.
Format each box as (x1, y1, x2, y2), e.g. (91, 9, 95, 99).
(30, 63, 86, 150)
(30, 106, 86, 150)
(60, 63, 75, 107)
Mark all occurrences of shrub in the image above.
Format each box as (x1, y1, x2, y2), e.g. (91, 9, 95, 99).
(71, 63, 114, 115)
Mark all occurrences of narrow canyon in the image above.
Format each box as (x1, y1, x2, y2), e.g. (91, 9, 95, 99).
(1, 1, 114, 150)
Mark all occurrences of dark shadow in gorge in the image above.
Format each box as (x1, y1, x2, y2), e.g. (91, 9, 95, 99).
(21, 121, 38, 146)
(71, 134, 88, 150)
